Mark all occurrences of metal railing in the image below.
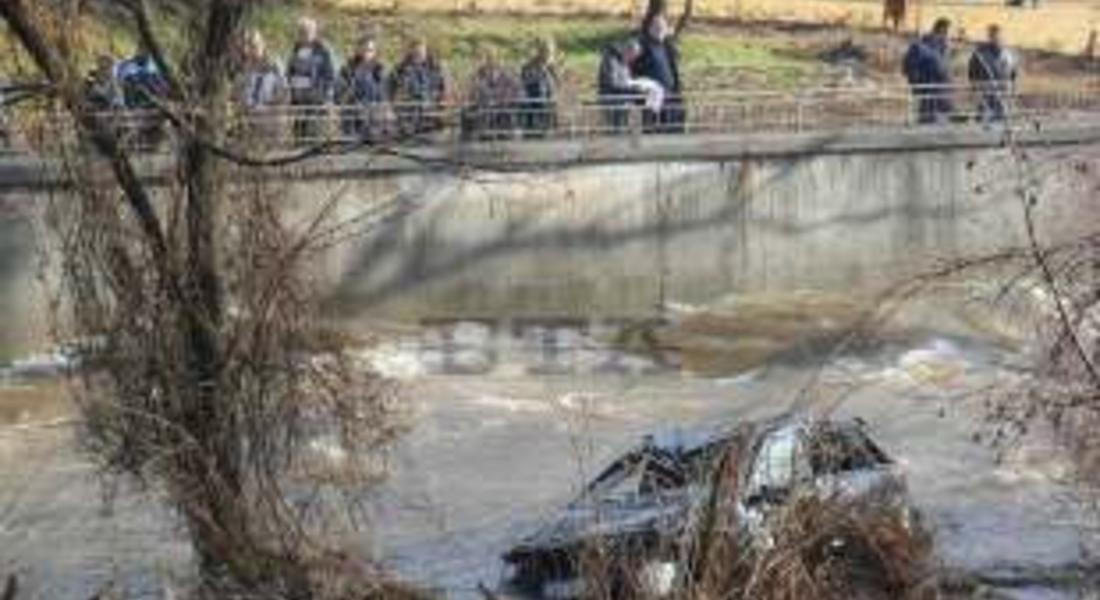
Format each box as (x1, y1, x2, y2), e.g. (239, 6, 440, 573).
(10, 82, 1100, 154)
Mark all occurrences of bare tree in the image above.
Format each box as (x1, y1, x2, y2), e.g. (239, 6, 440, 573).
(0, 1, 412, 597)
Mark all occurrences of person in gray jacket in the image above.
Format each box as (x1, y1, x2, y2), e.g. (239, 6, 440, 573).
(598, 38, 662, 132)
(286, 17, 336, 142)
(969, 24, 1018, 123)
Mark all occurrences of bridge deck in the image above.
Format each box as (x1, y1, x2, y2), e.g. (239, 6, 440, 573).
(3, 117, 1100, 192)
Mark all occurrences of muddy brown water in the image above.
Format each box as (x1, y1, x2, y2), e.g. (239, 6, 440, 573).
(1, 292, 1097, 599)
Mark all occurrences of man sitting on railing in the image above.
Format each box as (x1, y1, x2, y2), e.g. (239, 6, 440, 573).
(903, 18, 955, 125)
(598, 38, 663, 133)
(969, 24, 1018, 123)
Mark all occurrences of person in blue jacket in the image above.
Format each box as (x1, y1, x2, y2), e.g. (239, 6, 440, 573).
(116, 44, 169, 148)
(903, 18, 955, 124)
(337, 35, 387, 141)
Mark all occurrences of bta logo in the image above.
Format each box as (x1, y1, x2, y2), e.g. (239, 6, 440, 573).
(417, 317, 678, 375)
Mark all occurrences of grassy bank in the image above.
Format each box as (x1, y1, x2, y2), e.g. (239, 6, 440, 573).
(253, 9, 822, 91)
(0, 5, 823, 91)
(322, 0, 1100, 53)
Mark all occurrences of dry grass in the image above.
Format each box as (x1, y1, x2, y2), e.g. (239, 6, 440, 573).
(320, 0, 1100, 54)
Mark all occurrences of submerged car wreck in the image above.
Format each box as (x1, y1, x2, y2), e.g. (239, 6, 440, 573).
(502, 417, 923, 598)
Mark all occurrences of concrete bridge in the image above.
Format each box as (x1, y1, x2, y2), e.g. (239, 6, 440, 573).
(2, 89, 1100, 354)
(2, 83, 1100, 190)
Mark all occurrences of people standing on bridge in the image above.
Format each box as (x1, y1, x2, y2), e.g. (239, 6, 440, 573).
(519, 37, 559, 137)
(969, 24, 1018, 124)
(903, 18, 955, 125)
(337, 35, 389, 142)
(598, 38, 662, 133)
(635, 11, 685, 133)
(286, 16, 337, 143)
(464, 47, 522, 141)
(389, 39, 448, 138)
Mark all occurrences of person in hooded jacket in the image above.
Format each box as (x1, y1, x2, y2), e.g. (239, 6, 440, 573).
(903, 18, 955, 124)
(968, 24, 1018, 123)
(337, 35, 388, 141)
(634, 11, 685, 133)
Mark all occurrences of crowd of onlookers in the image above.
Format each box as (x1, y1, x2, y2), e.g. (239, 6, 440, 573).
(79, 9, 1023, 147)
(81, 10, 688, 146)
(902, 18, 1020, 125)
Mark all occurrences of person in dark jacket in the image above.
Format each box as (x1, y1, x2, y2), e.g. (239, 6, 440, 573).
(968, 24, 1018, 123)
(519, 37, 559, 137)
(388, 39, 447, 138)
(598, 39, 649, 132)
(337, 35, 388, 141)
(903, 18, 955, 124)
(117, 45, 169, 148)
(635, 11, 685, 133)
(286, 16, 337, 142)
(464, 47, 522, 141)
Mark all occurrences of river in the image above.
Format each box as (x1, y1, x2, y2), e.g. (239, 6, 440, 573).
(1, 291, 1098, 598)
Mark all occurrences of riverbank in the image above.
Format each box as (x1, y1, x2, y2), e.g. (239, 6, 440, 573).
(323, 0, 1100, 55)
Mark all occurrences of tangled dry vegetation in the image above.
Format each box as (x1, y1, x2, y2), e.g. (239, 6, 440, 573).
(0, 0, 425, 597)
(561, 428, 936, 600)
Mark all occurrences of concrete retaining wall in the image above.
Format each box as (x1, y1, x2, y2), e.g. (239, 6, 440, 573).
(1, 140, 1096, 353)
(312, 146, 1096, 322)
